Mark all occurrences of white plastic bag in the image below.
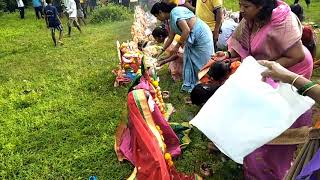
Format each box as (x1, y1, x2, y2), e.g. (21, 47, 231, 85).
(190, 56, 315, 164)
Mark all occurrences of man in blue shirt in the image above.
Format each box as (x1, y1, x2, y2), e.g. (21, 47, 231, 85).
(33, 0, 44, 19)
(44, 0, 64, 46)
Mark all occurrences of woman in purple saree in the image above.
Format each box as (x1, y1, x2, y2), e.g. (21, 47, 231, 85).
(223, 0, 314, 179)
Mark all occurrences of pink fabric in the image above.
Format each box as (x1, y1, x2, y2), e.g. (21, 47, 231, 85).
(135, 76, 150, 91)
(152, 101, 181, 157)
(228, 1, 308, 67)
(166, 39, 184, 81)
(168, 57, 183, 82)
(228, 1, 313, 179)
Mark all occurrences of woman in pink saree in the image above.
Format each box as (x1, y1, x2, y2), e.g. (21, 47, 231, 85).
(221, 0, 314, 179)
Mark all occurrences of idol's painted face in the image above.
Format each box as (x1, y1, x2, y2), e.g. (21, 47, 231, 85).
(239, 0, 262, 21)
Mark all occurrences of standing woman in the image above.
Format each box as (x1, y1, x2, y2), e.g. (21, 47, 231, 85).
(219, 0, 313, 179)
(151, 2, 213, 92)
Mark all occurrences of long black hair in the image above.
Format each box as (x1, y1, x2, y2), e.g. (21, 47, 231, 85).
(207, 61, 231, 81)
(150, 2, 176, 16)
(190, 84, 220, 106)
(246, 0, 277, 22)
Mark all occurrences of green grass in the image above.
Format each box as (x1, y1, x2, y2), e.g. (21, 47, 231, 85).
(0, 8, 242, 179)
(1, 1, 320, 179)
(0, 9, 134, 179)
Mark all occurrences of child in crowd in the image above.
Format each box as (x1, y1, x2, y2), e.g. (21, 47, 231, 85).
(216, 9, 238, 51)
(44, 0, 64, 46)
(152, 25, 183, 82)
(66, 0, 82, 36)
(199, 58, 241, 85)
(290, 3, 319, 69)
(190, 83, 220, 106)
(290, 3, 316, 58)
(80, 0, 88, 18)
(53, 0, 63, 18)
(16, 0, 25, 19)
(191, 59, 241, 106)
(75, 0, 86, 25)
(33, 0, 44, 19)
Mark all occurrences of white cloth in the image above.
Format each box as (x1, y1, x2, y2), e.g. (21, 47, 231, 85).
(16, 0, 24, 7)
(42, 0, 47, 7)
(216, 18, 238, 50)
(190, 56, 315, 164)
(66, 0, 77, 18)
(63, 0, 70, 6)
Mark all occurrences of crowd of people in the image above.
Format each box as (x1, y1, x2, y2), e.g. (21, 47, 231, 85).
(11, 0, 320, 178)
(14, 0, 97, 46)
(147, 0, 319, 179)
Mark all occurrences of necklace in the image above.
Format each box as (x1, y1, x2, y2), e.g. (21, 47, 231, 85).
(201, 0, 207, 3)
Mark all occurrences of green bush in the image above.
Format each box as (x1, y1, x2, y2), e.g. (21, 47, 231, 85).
(0, 0, 17, 12)
(90, 3, 132, 24)
(0, 0, 5, 12)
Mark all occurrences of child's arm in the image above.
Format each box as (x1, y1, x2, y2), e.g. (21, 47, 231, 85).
(158, 54, 179, 66)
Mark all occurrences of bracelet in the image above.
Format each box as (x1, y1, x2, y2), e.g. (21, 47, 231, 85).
(297, 81, 317, 95)
(302, 84, 318, 96)
(291, 75, 302, 92)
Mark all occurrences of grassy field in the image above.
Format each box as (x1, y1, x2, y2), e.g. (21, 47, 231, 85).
(0, 10, 134, 179)
(0, 8, 241, 179)
(0, 1, 320, 179)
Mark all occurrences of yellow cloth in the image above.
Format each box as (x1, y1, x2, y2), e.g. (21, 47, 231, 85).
(196, 0, 222, 31)
(174, 35, 181, 42)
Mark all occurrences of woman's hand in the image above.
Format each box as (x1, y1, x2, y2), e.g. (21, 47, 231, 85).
(258, 60, 296, 84)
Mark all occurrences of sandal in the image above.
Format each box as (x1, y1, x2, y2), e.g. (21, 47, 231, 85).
(200, 163, 213, 177)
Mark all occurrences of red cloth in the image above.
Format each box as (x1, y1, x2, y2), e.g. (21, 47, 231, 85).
(127, 91, 171, 180)
(118, 90, 196, 179)
(302, 25, 314, 45)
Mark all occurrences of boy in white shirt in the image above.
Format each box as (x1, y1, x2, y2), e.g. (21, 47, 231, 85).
(16, 0, 25, 19)
(66, 0, 81, 36)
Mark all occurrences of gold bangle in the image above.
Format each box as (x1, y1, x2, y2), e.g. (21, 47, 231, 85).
(291, 75, 302, 92)
(302, 84, 319, 96)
